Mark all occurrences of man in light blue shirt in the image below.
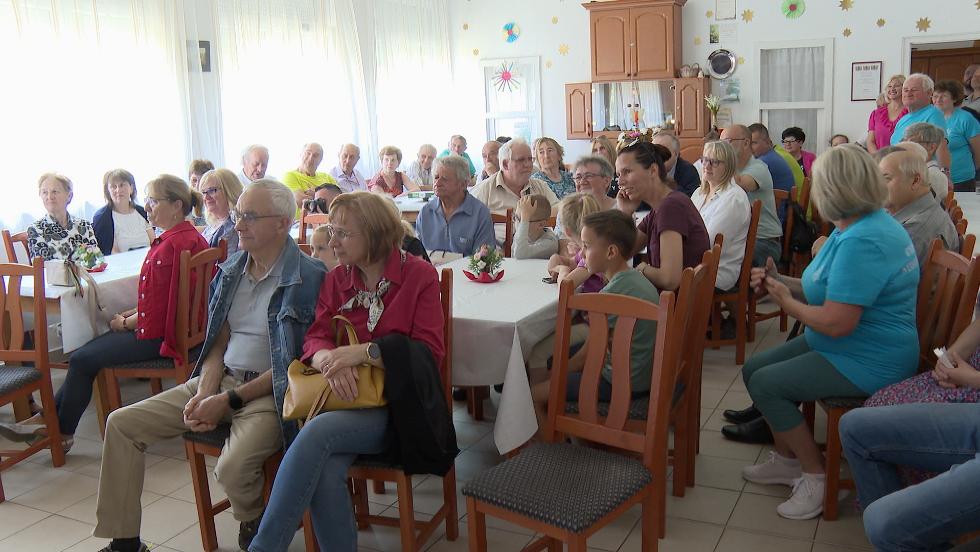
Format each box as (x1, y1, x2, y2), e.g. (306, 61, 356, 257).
(891, 74, 952, 171)
(438, 135, 477, 178)
(416, 155, 495, 256)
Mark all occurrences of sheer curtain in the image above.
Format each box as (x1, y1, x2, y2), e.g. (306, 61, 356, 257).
(0, 0, 194, 231)
(759, 45, 828, 147)
(371, 0, 454, 170)
(215, 0, 370, 181)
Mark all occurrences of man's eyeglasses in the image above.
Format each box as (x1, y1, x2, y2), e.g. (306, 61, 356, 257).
(323, 225, 361, 241)
(510, 156, 534, 164)
(572, 172, 606, 182)
(700, 158, 725, 168)
(230, 210, 281, 225)
(722, 137, 747, 144)
(201, 187, 221, 197)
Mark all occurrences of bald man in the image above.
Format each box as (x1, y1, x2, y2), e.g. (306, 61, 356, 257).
(328, 143, 367, 193)
(282, 143, 337, 217)
(479, 140, 502, 182)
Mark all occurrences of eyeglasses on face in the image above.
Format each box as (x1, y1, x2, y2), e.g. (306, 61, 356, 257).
(781, 139, 800, 145)
(201, 187, 221, 197)
(700, 157, 725, 167)
(323, 225, 362, 240)
(572, 172, 606, 182)
(510, 156, 534, 164)
(230, 210, 280, 225)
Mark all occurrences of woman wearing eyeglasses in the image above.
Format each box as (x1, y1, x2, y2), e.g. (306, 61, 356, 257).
(0, 175, 208, 454)
(781, 127, 817, 177)
(249, 191, 448, 552)
(199, 168, 244, 256)
(92, 168, 153, 255)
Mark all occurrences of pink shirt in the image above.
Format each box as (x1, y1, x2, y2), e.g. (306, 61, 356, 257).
(867, 105, 908, 150)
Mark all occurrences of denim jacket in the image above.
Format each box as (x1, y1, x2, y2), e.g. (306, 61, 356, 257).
(191, 237, 326, 448)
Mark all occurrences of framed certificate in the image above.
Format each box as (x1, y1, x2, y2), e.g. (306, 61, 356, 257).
(851, 61, 882, 102)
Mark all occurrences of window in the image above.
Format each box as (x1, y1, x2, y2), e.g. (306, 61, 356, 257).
(756, 40, 834, 152)
(482, 57, 542, 143)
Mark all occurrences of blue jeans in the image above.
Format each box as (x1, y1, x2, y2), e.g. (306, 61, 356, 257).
(249, 408, 389, 552)
(840, 403, 980, 551)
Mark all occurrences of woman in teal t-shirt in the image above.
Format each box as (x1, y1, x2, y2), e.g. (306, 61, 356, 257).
(933, 80, 980, 191)
(739, 145, 919, 521)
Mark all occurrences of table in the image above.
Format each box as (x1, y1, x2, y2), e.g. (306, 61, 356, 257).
(21, 248, 145, 352)
(392, 195, 430, 223)
(443, 257, 560, 453)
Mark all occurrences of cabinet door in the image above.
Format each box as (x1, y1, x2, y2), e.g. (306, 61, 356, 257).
(565, 83, 592, 140)
(631, 6, 674, 80)
(675, 78, 707, 138)
(591, 9, 631, 82)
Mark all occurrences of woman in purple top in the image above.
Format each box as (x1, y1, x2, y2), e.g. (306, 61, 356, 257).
(866, 75, 908, 155)
(615, 141, 710, 292)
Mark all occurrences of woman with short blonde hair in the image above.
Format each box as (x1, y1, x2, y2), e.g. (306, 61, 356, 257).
(27, 172, 98, 261)
(867, 74, 907, 154)
(199, 168, 244, 255)
(368, 146, 420, 196)
(691, 140, 749, 291)
(739, 144, 918, 520)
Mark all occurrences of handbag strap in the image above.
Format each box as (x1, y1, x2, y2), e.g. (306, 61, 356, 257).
(331, 314, 360, 346)
(75, 266, 106, 333)
(306, 383, 333, 424)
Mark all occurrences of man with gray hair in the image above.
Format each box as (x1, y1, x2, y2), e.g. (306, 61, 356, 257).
(439, 135, 477, 177)
(238, 144, 270, 187)
(92, 180, 326, 552)
(329, 143, 367, 193)
(901, 123, 952, 203)
(891, 74, 952, 170)
(651, 132, 702, 196)
(415, 155, 495, 255)
(878, 148, 959, 265)
(406, 144, 438, 188)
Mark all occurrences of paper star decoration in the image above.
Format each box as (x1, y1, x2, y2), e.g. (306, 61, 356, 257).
(706, 10, 714, 18)
(838, 0, 853, 10)
(741, 9, 754, 22)
(462, 23, 469, 30)
(545, 60, 553, 69)
(558, 44, 570, 56)
(876, 18, 886, 27)
(916, 17, 931, 32)
(551, 16, 558, 24)
(842, 28, 852, 37)
(694, 36, 702, 45)
(472, 48, 479, 56)
(737, 56, 745, 65)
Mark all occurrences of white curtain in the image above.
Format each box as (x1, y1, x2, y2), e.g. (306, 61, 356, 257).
(371, 0, 454, 171)
(215, 0, 371, 181)
(760, 46, 824, 104)
(0, 0, 194, 231)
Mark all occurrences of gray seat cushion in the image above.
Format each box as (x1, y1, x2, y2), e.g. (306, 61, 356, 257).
(461, 442, 651, 533)
(0, 365, 41, 396)
(183, 423, 231, 449)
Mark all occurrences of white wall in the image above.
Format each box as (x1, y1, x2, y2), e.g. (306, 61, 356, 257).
(448, 0, 980, 162)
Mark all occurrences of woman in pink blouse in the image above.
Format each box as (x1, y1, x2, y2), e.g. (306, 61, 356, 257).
(866, 74, 907, 154)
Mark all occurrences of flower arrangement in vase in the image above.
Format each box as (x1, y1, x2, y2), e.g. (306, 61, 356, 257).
(464, 244, 505, 283)
(616, 126, 663, 152)
(73, 244, 107, 272)
(704, 94, 722, 131)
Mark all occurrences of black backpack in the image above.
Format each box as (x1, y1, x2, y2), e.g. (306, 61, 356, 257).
(787, 201, 817, 254)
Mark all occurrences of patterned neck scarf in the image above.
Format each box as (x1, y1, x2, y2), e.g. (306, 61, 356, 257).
(339, 278, 391, 332)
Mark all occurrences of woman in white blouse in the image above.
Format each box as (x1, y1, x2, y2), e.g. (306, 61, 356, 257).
(691, 141, 751, 291)
(92, 169, 154, 255)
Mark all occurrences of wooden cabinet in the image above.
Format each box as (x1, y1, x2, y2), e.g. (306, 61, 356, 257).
(565, 83, 593, 140)
(585, 0, 685, 82)
(674, 78, 708, 138)
(678, 137, 704, 163)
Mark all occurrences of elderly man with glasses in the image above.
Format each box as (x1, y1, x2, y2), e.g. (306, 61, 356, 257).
(415, 154, 495, 255)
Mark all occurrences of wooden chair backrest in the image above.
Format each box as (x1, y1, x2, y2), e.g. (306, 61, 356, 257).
(955, 218, 969, 236)
(733, 200, 762, 296)
(546, 275, 690, 467)
(960, 232, 975, 258)
(2, 230, 29, 264)
(916, 239, 980, 372)
(945, 190, 955, 211)
(0, 258, 49, 368)
(490, 209, 514, 257)
(951, 207, 964, 225)
(298, 243, 313, 256)
(174, 243, 227, 379)
(298, 213, 330, 245)
(783, 187, 796, 261)
(544, 216, 558, 229)
(439, 267, 453, 410)
(675, 245, 719, 408)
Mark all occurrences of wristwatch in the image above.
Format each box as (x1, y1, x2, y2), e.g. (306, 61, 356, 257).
(226, 389, 244, 410)
(366, 342, 382, 362)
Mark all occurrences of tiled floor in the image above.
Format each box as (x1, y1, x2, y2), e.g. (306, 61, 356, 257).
(0, 318, 872, 552)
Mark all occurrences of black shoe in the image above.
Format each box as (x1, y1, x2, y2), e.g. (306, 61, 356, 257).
(722, 404, 762, 424)
(239, 515, 262, 550)
(721, 417, 774, 444)
(452, 387, 467, 401)
(97, 542, 149, 552)
(493, 383, 504, 393)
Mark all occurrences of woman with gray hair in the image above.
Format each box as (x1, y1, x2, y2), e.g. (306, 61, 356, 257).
(27, 173, 98, 261)
(739, 144, 919, 520)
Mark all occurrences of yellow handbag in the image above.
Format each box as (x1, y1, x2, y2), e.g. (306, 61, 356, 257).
(282, 315, 386, 422)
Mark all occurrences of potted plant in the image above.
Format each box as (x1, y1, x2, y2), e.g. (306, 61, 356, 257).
(463, 244, 505, 283)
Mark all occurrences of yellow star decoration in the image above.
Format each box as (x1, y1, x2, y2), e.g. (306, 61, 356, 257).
(737, 56, 745, 65)
(558, 44, 570, 56)
(916, 17, 931, 32)
(876, 18, 886, 27)
(741, 9, 754, 22)
(842, 28, 852, 37)
(462, 23, 469, 31)
(551, 16, 558, 24)
(838, 0, 853, 10)
(706, 10, 714, 18)
(545, 60, 553, 69)
(472, 48, 479, 56)
(694, 36, 702, 45)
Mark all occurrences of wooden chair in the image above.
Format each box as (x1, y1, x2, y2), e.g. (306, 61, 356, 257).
(951, 206, 965, 226)
(491, 209, 514, 257)
(101, 243, 226, 423)
(1, 230, 29, 264)
(750, 191, 790, 341)
(346, 268, 457, 551)
(298, 212, 329, 244)
(945, 189, 955, 210)
(785, 183, 815, 278)
(463, 276, 690, 552)
(957, 220, 975, 258)
(0, 258, 66, 502)
(183, 429, 317, 551)
(707, 200, 761, 365)
(805, 240, 980, 520)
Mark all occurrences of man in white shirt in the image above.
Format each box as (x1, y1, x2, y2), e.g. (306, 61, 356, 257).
(238, 144, 269, 187)
(406, 144, 437, 189)
(328, 143, 368, 193)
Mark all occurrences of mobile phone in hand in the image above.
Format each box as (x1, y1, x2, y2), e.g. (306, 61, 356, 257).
(934, 347, 955, 370)
(542, 275, 558, 284)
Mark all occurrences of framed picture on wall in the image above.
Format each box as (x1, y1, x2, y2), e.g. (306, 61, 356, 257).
(199, 41, 211, 73)
(851, 61, 882, 101)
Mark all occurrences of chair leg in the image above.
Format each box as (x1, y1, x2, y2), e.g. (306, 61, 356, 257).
(710, 303, 722, 349)
(94, 372, 110, 438)
(351, 478, 370, 530)
(103, 369, 124, 417)
(823, 408, 844, 521)
(149, 377, 163, 395)
(185, 442, 219, 552)
(466, 387, 486, 421)
(687, 394, 699, 487)
(443, 468, 459, 541)
(0, 473, 5, 503)
(672, 404, 688, 498)
(802, 401, 816, 434)
(569, 536, 588, 552)
(37, 380, 66, 468)
(12, 397, 32, 422)
(395, 472, 417, 552)
(302, 511, 318, 551)
(372, 479, 386, 494)
(779, 309, 788, 332)
(747, 297, 757, 343)
(642, 493, 659, 552)
(465, 497, 487, 552)
(735, 300, 746, 365)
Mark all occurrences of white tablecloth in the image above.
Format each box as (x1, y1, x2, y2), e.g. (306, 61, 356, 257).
(21, 248, 146, 352)
(443, 257, 559, 453)
(392, 195, 429, 215)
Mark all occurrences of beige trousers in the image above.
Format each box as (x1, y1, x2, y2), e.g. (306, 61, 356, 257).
(526, 323, 590, 383)
(93, 374, 281, 539)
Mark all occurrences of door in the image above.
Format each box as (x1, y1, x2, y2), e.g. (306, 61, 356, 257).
(565, 83, 593, 140)
(675, 78, 706, 138)
(591, 9, 631, 82)
(631, 5, 674, 80)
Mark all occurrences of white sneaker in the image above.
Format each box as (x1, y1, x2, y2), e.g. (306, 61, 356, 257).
(777, 474, 825, 520)
(741, 451, 802, 486)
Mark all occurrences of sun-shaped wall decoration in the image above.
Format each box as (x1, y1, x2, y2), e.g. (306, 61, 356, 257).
(781, 0, 806, 19)
(502, 22, 521, 43)
(741, 9, 754, 22)
(492, 61, 522, 93)
(876, 18, 886, 27)
(916, 17, 931, 32)
(694, 36, 702, 45)
(705, 10, 714, 18)
(558, 44, 570, 56)
(838, 0, 853, 10)
(737, 56, 745, 65)
(545, 60, 553, 69)
(462, 23, 469, 31)
(842, 28, 852, 37)
(472, 49, 479, 56)
(551, 16, 558, 24)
